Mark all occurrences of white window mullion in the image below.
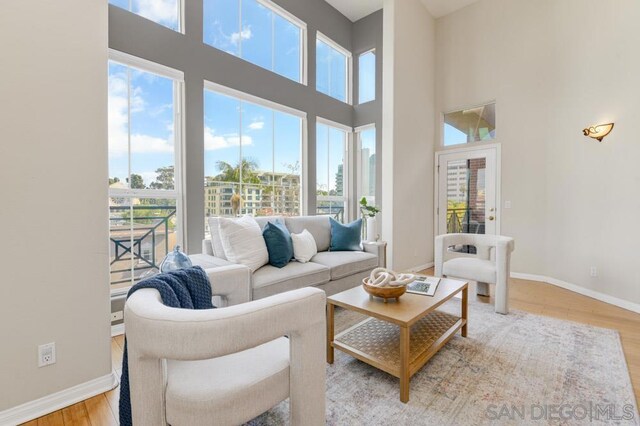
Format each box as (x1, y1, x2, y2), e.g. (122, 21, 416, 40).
(126, 66, 134, 283)
(238, 0, 243, 58)
(239, 101, 244, 214)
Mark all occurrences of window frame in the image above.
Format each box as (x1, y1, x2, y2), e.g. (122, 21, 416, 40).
(109, 0, 184, 33)
(203, 0, 308, 85)
(316, 31, 353, 105)
(316, 116, 353, 221)
(357, 48, 376, 104)
(107, 49, 186, 296)
(256, 0, 308, 86)
(203, 80, 308, 221)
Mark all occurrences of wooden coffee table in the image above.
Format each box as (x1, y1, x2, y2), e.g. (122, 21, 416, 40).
(326, 278, 468, 403)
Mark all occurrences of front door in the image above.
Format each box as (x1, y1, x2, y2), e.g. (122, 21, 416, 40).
(436, 146, 499, 236)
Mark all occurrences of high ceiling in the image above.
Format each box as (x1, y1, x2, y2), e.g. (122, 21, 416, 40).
(324, 0, 480, 22)
(323, 0, 383, 22)
(421, 0, 481, 18)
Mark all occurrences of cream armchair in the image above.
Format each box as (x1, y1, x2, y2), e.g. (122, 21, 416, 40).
(124, 287, 326, 426)
(435, 233, 515, 314)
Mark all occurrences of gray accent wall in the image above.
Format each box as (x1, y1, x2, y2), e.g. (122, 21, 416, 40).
(109, 1, 381, 254)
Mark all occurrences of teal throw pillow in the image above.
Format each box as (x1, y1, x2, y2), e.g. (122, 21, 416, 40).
(329, 218, 362, 251)
(262, 221, 293, 268)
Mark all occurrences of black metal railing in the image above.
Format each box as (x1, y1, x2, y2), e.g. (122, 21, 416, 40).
(109, 205, 176, 286)
(447, 207, 485, 234)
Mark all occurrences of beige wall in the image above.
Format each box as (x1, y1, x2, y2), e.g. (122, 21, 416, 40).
(436, 0, 640, 304)
(0, 0, 111, 411)
(382, 0, 437, 271)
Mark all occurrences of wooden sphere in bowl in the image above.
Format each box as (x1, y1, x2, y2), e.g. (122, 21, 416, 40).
(362, 278, 406, 302)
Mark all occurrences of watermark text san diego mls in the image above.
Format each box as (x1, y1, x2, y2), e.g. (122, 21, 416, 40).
(485, 403, 636, 422)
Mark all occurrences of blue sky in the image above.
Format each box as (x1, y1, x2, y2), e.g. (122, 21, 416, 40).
(204, 90, 302, 178)
(359, 51, 375, 103)
(444, 123, 468, 146)
(108, 62, 176, 188)
(203, 0, 301, 82)
(110, 0, 179, 31)
(109, 0, 375, 189)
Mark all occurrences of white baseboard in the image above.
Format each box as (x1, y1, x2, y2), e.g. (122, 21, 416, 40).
(111, 323, 125, 337)
(407, 262, 435, 273)
(0, 371, 119, 426)
(511, 272, 640, 314)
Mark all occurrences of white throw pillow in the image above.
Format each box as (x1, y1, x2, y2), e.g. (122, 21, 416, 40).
(218, 215, 268, 272)
(207, 217, 227, 260)
(291, 229, 318, 263)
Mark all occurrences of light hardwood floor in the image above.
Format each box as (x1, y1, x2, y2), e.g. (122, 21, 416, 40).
(22, 273, 640, 425)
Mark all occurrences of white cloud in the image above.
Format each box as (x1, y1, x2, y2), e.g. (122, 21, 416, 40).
(205, 127, 253, 151)
(108, 72, 174, 157)
(136, 0, 178, 26)
(248, 121, 264, 130)
(230, 26, 252, 45)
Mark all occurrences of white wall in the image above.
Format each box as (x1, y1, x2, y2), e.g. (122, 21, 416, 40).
(0, 0, 112, 413)
(436, 0, 640, 304)
(382, 0, 436, 271)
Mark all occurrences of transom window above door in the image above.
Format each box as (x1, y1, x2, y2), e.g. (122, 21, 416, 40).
(444, 102, 496, 146)
(203, 0, 306, 84)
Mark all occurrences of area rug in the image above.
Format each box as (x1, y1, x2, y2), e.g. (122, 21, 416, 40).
(249, 297, 639, 425)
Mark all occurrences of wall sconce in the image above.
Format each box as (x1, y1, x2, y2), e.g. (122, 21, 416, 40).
(583, 123, 614, 142)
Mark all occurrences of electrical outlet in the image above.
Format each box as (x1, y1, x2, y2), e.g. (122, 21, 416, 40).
(111, 311, 123, 322)
(590, 266, 598, 277)
(38, 343, 56, 367)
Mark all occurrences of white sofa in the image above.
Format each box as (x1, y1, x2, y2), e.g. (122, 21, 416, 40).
(191, 215, 386, 306)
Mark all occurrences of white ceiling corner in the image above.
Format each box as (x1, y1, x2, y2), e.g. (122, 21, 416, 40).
(323, 0, 481, 22)
(324, 0, 383, 22)
(419, 0, 481, 18)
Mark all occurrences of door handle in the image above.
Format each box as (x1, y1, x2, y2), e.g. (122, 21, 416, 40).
(488, 216, 495, 221)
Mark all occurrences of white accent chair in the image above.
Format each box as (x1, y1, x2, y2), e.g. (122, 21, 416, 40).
(434, 233, 515, 314)
(124, 287, 326, 426)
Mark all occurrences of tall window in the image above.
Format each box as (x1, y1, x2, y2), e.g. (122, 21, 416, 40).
(444, 102, 496, 146)
(357, 126, 376, 205)
(316, 120, 349, 221)
(203, 0, 306, 83)
(316, 33, 351, 103)
(108, 51, 183, 293)
(109, 0, 181, 31)
(204, 83, 304, 228)
(358, 50, 375, 104)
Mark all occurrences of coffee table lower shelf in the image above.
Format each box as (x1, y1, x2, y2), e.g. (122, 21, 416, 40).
(332, 310, 465, 396)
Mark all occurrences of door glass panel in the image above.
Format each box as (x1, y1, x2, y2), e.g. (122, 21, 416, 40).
(446, 158, 487, 238)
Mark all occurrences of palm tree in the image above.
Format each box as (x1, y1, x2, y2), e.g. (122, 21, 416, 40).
(215, 159, 261, 184)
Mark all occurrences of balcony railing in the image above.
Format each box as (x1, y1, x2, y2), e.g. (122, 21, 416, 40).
(109, 205, 176, 287)
(447, 207, 485, 234)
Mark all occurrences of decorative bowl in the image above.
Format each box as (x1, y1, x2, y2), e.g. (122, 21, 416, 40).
(362, 278, 406, 302)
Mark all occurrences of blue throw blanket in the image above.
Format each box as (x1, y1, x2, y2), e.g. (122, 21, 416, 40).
(119, 266, 214, 426)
